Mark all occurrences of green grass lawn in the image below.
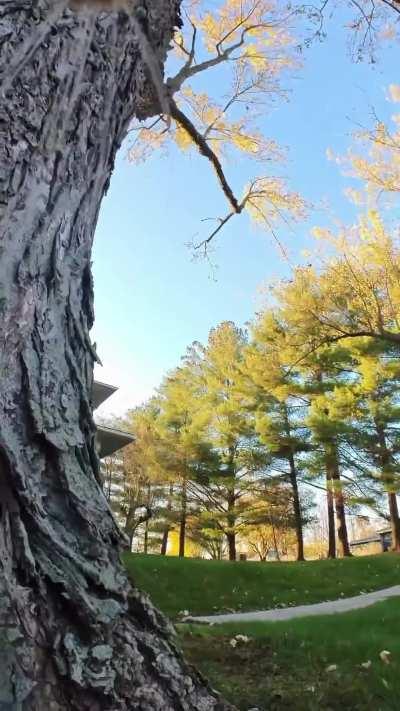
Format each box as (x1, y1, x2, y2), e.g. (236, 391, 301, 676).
(180, 598, 400, 710)
(123, 552, 400, 619)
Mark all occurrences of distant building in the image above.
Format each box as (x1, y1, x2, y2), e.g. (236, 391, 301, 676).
(92, 380, 134, 458)
(350, 527, 392, 555)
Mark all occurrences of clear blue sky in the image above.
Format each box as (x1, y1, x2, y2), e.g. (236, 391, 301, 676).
(92, 10, 398, 417)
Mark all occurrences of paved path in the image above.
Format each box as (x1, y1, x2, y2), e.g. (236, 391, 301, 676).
(185, 585, 400, 624)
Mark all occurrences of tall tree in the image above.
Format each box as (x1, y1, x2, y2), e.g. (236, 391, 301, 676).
(0, 2, 231, 707)
(156, 364, 217, 557)
(348, 341, 400, 550)
(188, 322, 268, 560)
(245, 314, 311, 561)
(274, 217, 400, 552)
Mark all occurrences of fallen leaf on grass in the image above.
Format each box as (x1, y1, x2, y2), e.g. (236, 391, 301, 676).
(361, 660, 372, 669)
(379, 650, 391, 665)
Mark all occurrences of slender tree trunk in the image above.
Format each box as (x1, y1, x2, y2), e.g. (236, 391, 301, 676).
(160, 528, 169, 555)
(225, 531, 236, 561)
(281, 405, 305, 561)
(325, 444, 351, 557)
(226, 489, 236, 561)
(103, 459, 113, 502)
(326, 468, 336, 559)
(143, 517, 149, 554)
(161, 483, 173, 555)
(288, 452, 305, 561)
(0, 4, 231, 709)
(375, 421, 400, 552)
(330, 455, 352, 557)
(271, 522, 280, 561)
(388, 492, 400, 552)
(225, 447, 236, 561)
(179, 476, 187, 558)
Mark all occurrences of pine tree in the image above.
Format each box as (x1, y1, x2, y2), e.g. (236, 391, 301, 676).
(245, 312, 312, 561)
(347, 340, 400, 550)
(184, 322, 269, 560)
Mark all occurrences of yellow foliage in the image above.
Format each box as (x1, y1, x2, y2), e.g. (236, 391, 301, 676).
(343, 94, 400, 205)
(175, 125, 192, 150)
(244, 43, 266, 70)
(232, 132, 259, 152)
(389, 84, 400, 103)
(128, 0, 302, 244)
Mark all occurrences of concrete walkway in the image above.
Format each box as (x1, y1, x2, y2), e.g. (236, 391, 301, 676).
(185, 585, 400, 624)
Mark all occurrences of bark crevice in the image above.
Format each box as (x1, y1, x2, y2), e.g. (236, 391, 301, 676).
(0, 2, 232, 708)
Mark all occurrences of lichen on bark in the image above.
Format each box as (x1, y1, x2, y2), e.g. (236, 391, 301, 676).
(0, 1, 233, 708)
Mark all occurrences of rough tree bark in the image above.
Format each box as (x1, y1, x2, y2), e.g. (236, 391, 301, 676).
(0, 2, 233, 709)
(374, 421, 400, 552)
(179, 475, 187, 558)
(287, 452, 305, 562)
(325, 469, 336, 559)
(325, 445, 351, 557)
(160, 483, 173, 555)
(280, 404, 305, 561)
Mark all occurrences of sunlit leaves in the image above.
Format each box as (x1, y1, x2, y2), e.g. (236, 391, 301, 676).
(128, 0, 302, 249)
(388, 84, 400, 103)
(340, 100, 400, 204)
(274, 210, 400, 351)
(243, 177, 306, 244)
(175, 124, 193, 150)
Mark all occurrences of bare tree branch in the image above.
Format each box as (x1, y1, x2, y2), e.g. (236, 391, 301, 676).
(167, 21, 278, 94)
(170, 96, 242, 213)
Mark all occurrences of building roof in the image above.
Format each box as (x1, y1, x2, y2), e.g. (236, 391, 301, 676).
(350, 527, 392, 547)
(350, 534, 380, 547)
(96, 425, 134, 459)
(92, 380, 118, 410)
(92, 380, 134, 458)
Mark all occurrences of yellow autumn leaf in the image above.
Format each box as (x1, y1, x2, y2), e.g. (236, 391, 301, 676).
(344, 187, 363, 205)
(312, 226, 329, 240)
(389, 84, 400, 103)
(175, 126, 192, 150)
(202, 107, 221, 126)
(232, 133, 259, 153)
(244, 44, 266, 70)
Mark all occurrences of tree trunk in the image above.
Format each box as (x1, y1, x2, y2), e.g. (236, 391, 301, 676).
(330, 457, 352, 557)
(143, 517, 149, 554)
(271, 522, 280, 561)
(179, 476, 187, 558)
(129, 529, 135, 552)
(388, 492, 400, 552)
(281, 405, 305, 561)
(0, 3, 231, 709)
(325, 444, 351, 557)
(374, 420, 400, 552)
(160, 528, 169, 555)
(226, 532, 236, 562)
(226, 489, 236, 561)
(326, 469, 336, 559)
(288, 452, 305, 561)
(161, 483, 173, 555)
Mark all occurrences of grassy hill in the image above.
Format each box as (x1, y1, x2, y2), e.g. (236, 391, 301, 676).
(123, 553, 400, 709)
(181, 598, 400, 710)
(123, 552, 400, 619)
